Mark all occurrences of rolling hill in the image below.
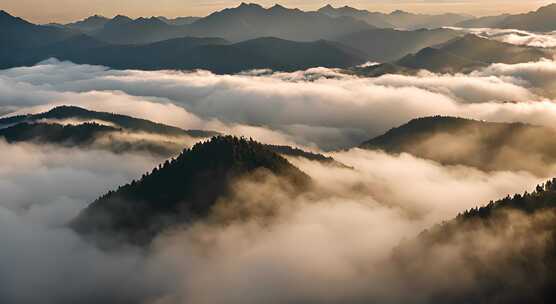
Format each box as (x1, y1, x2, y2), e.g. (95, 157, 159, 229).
(360, 116, 556, 175)
(71, 136, 312, 245)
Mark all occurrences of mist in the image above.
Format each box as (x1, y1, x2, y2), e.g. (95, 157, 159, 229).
(0, 135, 549, 303)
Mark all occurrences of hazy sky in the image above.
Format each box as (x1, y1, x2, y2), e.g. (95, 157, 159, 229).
(2, 0, 553, 24)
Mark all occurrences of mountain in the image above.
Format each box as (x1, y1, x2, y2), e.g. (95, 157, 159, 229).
(386, 9, 472, 30)
(0, 106, 215, 137)
(71, 136, 312, 245)
(456, 4, 556, 32)
(0, 10, 77, 68)
(157, 16, 200, 26)
(392, 179, 556, 303)
(0, 106, 218, 156)
(0, 122, 118, 145)
(65, 15, 110, 32)
(317, 4, 394, 28)
(496, 3, 556, 32)
(360, 34, 551, 75)
(184, 3, 373, 42)
(318, 5, 472, 30)
(0, 106, 339, 164)
(15, 36, 365, 73)
(334, 28, 461, 62)
(454, 14, 511, 28)
(436, 34, 550, 64)
(360, 116, 556, 175)
(75, 3, 373, 44)
(89, 15, 189, 44)
(395, 47, 484, 73)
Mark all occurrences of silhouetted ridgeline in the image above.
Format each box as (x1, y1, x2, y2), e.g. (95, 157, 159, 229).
(71, 136, 312, 245)
(0, 106, 216, 137)
(360, 116, 556, 175)
(355, 34, 551, 76)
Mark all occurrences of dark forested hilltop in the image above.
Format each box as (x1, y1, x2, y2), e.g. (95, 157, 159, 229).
(71, 136, 312, 246)
(392, 179, 556, 303)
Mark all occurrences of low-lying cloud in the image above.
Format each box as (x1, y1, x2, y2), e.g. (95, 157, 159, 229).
(0, 138, 548, 304)
(449, 27, 556, 48)
(3, 58, 556, 150)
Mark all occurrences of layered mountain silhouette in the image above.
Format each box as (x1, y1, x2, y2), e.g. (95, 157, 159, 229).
(0, 10, 366, 73)
(156, 16, 200, 26)
(360, 116, 556, 175)
(61, 3, 372, 44)
(71, 136, 312, 245)
(0, 10, 75, 66)
(393, 179, 556, 303)
(318, 5, 472, 29)
(0, 106, 338, 164)
(182, 3, 372, 43)
(357, 34, 551, 75)
(0, 106, 216, 156)
(457, 3, 556, 32)
(65, 15, 110, 33)
(335, 28, 461, 62)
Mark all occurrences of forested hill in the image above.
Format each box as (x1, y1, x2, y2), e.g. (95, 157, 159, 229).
(0, 105, 216, 138)
(392, 179, 556, 303)
(71, 136, 312, 246)
(360, 116, 556, 175)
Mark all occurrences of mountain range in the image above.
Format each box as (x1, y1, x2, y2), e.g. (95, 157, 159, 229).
(318, 4, 472, 30)
(2, 3, 556, 73)
(457, 3, 556, 32)
(355, 34, 552, 75)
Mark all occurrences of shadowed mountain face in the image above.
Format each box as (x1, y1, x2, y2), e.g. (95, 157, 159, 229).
(392, 180, 556, 303)
(71, 136, 312, 246)
(334, 28, 461, 62)
(14, 36, 365, 73)
(361, 116, 556, 175)
(77, 3, 372, 44)
(357, 34, 552, 75)
(184, 3, 373, 43)
(317, 5, 394, 28)
(65, 15, 110, 33)
(156, 16, 200, 26)
(0, 10, 76, 67)
(318, 5, 472, 30)
(458, 3, 556, 32)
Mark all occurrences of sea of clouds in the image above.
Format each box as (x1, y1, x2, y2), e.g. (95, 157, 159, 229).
(2, 57, 556, 303)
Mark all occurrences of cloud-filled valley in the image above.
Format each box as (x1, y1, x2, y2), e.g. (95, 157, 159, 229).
(4, 2, 556, 303)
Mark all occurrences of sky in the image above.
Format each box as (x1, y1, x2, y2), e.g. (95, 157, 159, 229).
(2, 0, 553, 24)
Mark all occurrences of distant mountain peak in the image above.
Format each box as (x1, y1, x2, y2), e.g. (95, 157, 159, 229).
(0, 9, 31, 26)
(237, 2, 264, 10)
(111, 14, 132, 22)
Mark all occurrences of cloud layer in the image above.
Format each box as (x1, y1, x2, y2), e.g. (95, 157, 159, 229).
(3, 58, 556, 150)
